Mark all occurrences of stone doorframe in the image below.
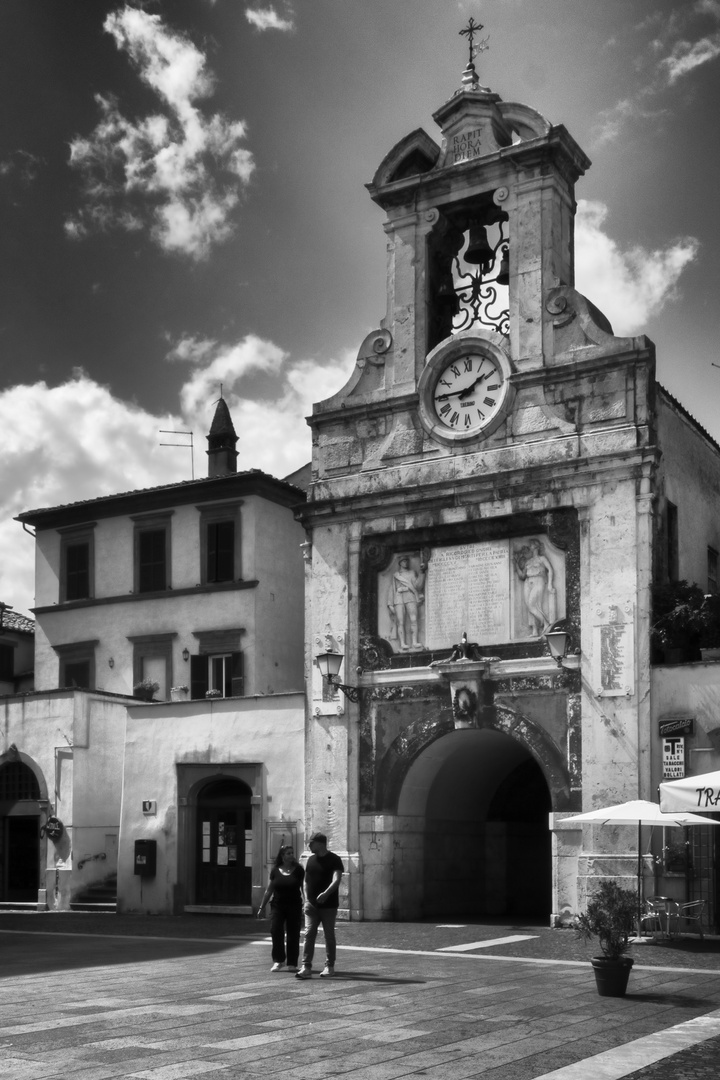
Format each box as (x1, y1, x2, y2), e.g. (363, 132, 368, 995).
(175, 763, 263, 914)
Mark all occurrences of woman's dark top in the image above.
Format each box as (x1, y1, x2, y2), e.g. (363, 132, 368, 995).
(269, 864, 304, 908)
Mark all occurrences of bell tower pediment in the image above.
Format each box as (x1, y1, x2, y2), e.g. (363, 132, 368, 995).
(432, 89, 513, 167)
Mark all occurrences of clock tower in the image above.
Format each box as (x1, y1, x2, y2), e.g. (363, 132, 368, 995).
(300, 28, 656, 923)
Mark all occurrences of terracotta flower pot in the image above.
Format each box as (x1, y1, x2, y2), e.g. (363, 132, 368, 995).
(590, 956, 634, 997)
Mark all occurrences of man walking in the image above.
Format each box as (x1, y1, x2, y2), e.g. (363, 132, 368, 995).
(295, 832, 344, 979)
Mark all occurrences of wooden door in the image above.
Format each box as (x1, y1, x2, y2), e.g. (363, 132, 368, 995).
(195, 779, 252, 905)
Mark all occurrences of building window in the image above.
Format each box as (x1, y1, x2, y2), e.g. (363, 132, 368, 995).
(198, 501, 242, 585)
(128, 634, 176, 700)
(0, 762, 40, 801)
(667, 501, 679, 581)
(190, 652, 244, 699)
(0, 644, 13, 680)
(132, 512, 173, 593)
(709, 548, 718, 593)
(189, 627, 246, 698)
(208, 521, 235, 582)
(59, 524, 95, 602)
(53, 640, 98, 690)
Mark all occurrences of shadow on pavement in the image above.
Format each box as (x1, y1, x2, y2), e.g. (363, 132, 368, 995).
(326, 972, 426, 985)
(0, 914, 263, 979)
(628, 992, 717, 1009)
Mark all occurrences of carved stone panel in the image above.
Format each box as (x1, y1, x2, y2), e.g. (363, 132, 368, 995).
(376, 535, 566, 653)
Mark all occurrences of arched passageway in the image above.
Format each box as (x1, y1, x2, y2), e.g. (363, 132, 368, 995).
(398, 729, 552, 920)
(0, 760, 42, 902)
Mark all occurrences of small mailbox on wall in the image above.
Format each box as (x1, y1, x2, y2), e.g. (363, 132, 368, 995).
(134, 838, 157, 878)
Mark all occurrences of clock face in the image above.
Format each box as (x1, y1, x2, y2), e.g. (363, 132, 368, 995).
(432, 353, 505, 435)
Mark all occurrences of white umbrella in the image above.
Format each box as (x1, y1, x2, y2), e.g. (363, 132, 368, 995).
(564, 799, 717, 935)
(659, 771, 720, 814)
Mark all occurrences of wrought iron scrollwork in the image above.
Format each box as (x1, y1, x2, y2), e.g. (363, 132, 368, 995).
(451, 218, 509, 337)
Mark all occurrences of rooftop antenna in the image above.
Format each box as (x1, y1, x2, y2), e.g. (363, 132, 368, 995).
(159, 429, 195, 479)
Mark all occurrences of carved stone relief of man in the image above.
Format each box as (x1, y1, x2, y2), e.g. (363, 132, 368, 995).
(387, 554, 426, 651)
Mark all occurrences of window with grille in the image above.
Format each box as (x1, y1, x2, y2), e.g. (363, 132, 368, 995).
(0, 761, 40, 801)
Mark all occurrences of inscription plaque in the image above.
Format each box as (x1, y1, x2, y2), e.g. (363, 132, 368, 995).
(425, 542, 510, 648)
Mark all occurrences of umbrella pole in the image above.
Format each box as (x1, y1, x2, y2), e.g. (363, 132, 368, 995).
(637, 821, 643, 938)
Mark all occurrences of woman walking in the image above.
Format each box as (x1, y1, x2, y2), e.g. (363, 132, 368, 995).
(257, 844, 305, 972)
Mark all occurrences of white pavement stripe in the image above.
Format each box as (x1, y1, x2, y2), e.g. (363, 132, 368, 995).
(438, 934, 537, 951)
(332, 943, 720, 975)
(533, 1007, 720, 1079)
(3, 928, 720, 977)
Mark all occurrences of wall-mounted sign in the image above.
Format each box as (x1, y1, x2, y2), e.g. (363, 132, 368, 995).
(659, 717, 694, 738)
(142, 800, 157, 816)
(662, 736, 685, 780)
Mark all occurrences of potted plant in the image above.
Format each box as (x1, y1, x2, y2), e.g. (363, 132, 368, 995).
(650, 580, 705, 664)
(205, 688, 222, 699)
(170, 684, 189, 702)
(133, 677, 159, 702)
(575, 879, 637, 997)
(698, 592, 720, 660)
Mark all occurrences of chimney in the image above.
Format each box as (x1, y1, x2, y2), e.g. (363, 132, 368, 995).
(206, 398, 239, 476)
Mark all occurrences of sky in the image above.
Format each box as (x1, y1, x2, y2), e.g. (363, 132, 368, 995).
(1, 0, 719, 617)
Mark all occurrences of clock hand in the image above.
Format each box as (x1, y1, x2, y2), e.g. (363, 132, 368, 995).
(458, 371, 492, 399)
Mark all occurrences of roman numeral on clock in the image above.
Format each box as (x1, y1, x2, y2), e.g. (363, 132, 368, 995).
(484, 397, 495, 408)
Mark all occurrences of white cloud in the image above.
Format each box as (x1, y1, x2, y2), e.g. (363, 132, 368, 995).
(165, 334, 218, 364)
(66, 6, 254, 259)
(662, 33, 720, 83)
(599, 4, 720, 143)
(245, 6, 295, 32)
(0, 344, 355, 615)
(574, 200, 699, 335)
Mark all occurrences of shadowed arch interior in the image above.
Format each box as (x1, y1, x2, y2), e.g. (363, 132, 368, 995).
(397, 728, 552, 919)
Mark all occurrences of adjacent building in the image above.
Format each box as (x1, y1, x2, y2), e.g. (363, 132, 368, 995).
(2, 402, 308, 912)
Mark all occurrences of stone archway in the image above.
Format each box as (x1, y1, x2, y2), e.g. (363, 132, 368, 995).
(0, 758, 46, 903)
(370, 701, 572, 921)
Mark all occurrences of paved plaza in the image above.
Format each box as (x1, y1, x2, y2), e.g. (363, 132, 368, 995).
(3, 913, 720, 1079)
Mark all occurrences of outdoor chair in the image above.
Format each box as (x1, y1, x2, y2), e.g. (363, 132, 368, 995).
(672, 899, 706, 939)
(640, 896, 675, 937)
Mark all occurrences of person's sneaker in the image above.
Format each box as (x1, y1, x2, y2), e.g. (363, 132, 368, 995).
(287, 965, 299, 973)
(271, 962, 285, 972)
(295, 967, 312, 980)
(320, 965, 335, 978)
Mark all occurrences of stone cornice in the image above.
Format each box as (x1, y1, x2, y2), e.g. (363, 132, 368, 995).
(299, 442, 658, 527)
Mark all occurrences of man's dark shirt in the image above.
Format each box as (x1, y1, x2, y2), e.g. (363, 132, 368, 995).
(304, 850, 344, 908)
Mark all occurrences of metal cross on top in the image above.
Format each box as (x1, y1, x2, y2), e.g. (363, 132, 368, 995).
(459, 16, 489, 66)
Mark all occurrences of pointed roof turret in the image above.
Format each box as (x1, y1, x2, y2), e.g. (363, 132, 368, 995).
(206, 396, 239, 477)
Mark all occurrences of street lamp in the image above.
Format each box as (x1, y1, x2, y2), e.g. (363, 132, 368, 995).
(544, 621, 579, 669)
(315, 649, 361, 704)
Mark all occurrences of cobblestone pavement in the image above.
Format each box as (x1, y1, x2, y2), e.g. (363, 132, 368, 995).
(3, 912, 720, 1079)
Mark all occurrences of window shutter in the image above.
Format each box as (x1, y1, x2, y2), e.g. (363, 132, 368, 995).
(230, 651, 244, 696)
(66, 541, 90, 600)
(139, 529, 166, 592)
(207, 521, 234, 582)
(190, 655, 208, 699)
